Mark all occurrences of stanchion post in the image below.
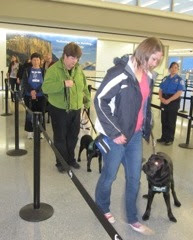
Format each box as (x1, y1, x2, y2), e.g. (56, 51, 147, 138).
(1, 78, 12, 116)
(7, 91, 27, 156)
(33, 112, 41, 209)
(19, 112, 54, 222)
(179, 79, 188, 113)
(1, 70, 4, 91)
(179, 96, 193, 149)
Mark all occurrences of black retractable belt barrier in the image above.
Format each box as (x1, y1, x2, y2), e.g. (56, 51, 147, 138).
(20, 112, 54, 222)
(179, 96, 193, 149)
(1, 70, 4, 91)
(38, 124, 123, 240)
(1, 78, 12, 116)
(151, 102, 193, 149)
(7, 91, 27, 156)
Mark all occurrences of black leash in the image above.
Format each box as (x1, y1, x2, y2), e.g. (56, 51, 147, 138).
(150, 131, 156, 154)
(82, 108, 97, 134)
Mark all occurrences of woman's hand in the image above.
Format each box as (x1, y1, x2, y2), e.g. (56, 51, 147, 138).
(64, 80, 74, 88)
(113, 134, 127, 144)
(31, 90, 37, 99)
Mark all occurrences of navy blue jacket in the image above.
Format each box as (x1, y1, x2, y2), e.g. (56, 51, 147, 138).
(94, 56, 156, 143)
(22, 67, 44, 97)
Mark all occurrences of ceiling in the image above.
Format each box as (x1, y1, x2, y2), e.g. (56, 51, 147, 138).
(100, 0, 193, 15)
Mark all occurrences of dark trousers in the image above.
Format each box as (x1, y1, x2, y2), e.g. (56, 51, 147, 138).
(24, 96, 46, 132)
(161, 98, 180, 142)
(49, 104, 81, 165)
(9, 78, 20, 101)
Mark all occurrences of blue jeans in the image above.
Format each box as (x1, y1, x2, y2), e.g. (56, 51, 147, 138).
(95, 131, 142, 224)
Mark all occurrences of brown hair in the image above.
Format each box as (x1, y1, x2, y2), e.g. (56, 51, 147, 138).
(133, 37, 164, 68)
(11, 55, 19, 63)
(62, 42, 82, 59)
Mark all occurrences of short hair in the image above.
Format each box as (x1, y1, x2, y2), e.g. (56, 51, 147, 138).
(31, 52, 41, 60)
(133, 37, 164, 68)
(169, 62, 179, 69)
(62, 42, 82, 59)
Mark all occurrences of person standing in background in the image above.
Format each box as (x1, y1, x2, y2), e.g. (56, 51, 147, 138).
(7, 55, 21, 102)
(94, 37, 164, 235)
(22, 53, 45, 139)
(157, 62, 184, 145)
(42, 54, 55, 74)
(42, 42, 90, 173)
(17, 58, 32, 85)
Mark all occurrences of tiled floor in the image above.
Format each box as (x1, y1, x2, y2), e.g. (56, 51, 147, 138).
(0, 90, 193, 240)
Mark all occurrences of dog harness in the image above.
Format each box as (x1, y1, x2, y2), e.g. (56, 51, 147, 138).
(151, 185, 168, 192)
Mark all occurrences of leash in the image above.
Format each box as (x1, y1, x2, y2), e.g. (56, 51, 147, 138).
(150, 131, 156, 155)
(83, 108, 97, 134)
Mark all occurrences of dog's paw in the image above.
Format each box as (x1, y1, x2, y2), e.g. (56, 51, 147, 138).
(169, 214, 177, 223)
(142, 213, 150, 221)
(87, 169, 92, 172)
(174, 201, 181, 207)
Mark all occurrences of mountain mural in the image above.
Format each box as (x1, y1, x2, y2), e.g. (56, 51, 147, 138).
(6, 34, 57, 65)
(6, 32, 97, 70)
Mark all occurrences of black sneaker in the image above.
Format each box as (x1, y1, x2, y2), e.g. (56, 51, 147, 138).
(55, 163, 65, 173)
(157, 138, 165, 143)
(68, 161, 80, 169)
(165, 141, 173, 146)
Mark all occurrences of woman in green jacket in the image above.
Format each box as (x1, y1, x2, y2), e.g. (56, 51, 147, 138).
(42, 42, 90, 172)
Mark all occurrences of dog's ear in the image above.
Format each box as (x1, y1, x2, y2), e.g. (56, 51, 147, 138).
(160, 159, 170, 177)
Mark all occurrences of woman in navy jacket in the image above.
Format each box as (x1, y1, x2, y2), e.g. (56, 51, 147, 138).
(94, 37, 164, 235)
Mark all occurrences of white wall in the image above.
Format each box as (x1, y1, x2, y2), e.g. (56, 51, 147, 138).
(0, 29, 8, 78)
(96, 40, 134, 73)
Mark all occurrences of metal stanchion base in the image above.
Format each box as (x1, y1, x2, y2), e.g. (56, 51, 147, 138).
(7, 149, 28, 156)
(1, 113, 12, 116)
(19, 203, 54, 222)
(178, 110, 188, 113)
(179, 143, 193, 149)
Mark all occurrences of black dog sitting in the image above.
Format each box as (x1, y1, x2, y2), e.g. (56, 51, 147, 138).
(142, 152, 181, 222)
(77, 135, 102, 173)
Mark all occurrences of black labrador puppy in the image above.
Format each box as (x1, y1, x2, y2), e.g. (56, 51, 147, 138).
(77, 135, 102, 173)
(142, 152, 181, 222)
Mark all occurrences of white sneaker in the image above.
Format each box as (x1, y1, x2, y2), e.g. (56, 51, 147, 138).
(27, 132, 33, 139)
(104, 212, 116, 224)
(129, 222, 155, 235)
(40, 133, 44, 139)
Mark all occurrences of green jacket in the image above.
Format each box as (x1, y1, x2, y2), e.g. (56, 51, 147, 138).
(42, 59, 91, 110)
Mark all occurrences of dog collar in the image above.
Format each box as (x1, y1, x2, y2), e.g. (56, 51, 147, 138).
(151, 185, 168, 192)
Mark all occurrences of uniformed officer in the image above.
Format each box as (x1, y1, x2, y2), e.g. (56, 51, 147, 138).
(157, 62, 185, 145)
